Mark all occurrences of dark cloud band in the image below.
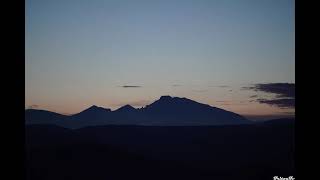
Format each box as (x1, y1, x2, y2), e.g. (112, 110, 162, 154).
(120, 85, 142, 88)
(257, 98, 295, 108)
(246, 83, 295, 98)
(243, 83, 295, 109)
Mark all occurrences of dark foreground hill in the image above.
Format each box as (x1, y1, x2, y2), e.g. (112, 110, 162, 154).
(25, 96, 251, 128)
(25, 118, 294, 180)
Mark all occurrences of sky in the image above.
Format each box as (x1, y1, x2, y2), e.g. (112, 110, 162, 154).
(26, 0, 295, 119)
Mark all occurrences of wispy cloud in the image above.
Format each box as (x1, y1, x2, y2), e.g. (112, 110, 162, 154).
(243, 83, 295, 98)
(257, 98, 295, 108)
(243, 83, 295, 108)
(218, 85, 230, 88)
(209, 85, 230, 88)
(214, 100, 250, 106)
(120, 85, 142, 88)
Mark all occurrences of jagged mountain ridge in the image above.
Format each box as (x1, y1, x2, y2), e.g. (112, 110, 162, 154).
(25, 96, 251, 128)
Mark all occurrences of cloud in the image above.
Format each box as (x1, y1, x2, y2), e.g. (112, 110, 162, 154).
(172, 84, 182, 87)
(209, 85, 230, 88)
(250, 95, 258, 98)
(243, 83, 295, 109)
(218, 85, 230, 88)
(215, 100, 250, 106)
(244, 83, 295, 98)
(120, 85, 142, 88)
(257, 98, 295, 108)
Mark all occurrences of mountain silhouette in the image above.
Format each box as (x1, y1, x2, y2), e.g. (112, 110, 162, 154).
(25, 109, 67, 124)
(25, 96, 251, 128)
(115, 104, 137, 113)
(76, 105, 111, 115)
(70, 105, 111, 120)
(142, 96, 249, 125)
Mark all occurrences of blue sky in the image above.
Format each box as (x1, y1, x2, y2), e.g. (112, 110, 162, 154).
(26, 0, 295, 118)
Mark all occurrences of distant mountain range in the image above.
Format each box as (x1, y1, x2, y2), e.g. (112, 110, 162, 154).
(25, 96, 251, 128)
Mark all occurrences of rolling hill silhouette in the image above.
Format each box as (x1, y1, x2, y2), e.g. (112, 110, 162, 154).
(25, 96, 251, 128)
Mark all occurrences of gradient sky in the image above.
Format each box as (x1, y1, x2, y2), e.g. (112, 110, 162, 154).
(26, 0, 295, 119)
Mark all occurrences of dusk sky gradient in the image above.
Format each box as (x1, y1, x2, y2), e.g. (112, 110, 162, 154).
(26, 0, 295, 119)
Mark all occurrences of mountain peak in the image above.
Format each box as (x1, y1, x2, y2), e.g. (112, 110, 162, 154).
(116, 104, 136, 112)
(145, 95, 199, 110)
(89, 105, 99, 109)
(158, 95, 193, 103)
(123, 104, 135, 109)
(82, 105, 111, 113)
(159, 95, 173, 100)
